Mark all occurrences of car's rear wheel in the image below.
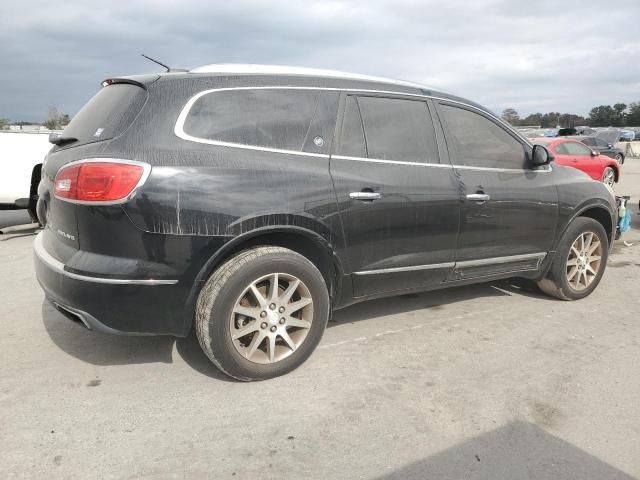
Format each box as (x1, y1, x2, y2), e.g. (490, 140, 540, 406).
(195, 246, 329, 381)
(537, 217, 608, 300)
(602, 167, 616, 187)
(614, 153, 624, 164)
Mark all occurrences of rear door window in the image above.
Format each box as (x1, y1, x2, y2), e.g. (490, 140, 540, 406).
(355, 96, 438, 163)
(60, 83, 147, 148)
(183, 89, 322, 152)
(438, 103, 526, 169)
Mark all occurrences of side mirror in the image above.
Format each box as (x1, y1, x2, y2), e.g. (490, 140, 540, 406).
(607, 143, 613, 149)
(531, 144, 553, 166)
(591, 150, 598, 157)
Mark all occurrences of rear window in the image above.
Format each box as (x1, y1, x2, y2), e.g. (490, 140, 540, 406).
(182, 89, 321, 152)
(60, 83, 147, 148)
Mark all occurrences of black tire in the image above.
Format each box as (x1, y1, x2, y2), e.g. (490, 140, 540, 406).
(195, 246, 329, 381)
(537, 217, 608, 301)
(614, 153, 624, 165)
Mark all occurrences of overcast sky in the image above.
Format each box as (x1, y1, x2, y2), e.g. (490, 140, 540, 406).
(1, 0, 639, 121)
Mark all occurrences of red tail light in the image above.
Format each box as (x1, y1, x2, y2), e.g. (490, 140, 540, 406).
(54, 160, 149, 204)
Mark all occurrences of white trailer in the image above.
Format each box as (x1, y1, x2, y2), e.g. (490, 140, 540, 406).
(0, 131, 52, 221)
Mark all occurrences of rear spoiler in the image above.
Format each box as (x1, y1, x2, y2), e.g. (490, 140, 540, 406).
(100, 74, 160, 90)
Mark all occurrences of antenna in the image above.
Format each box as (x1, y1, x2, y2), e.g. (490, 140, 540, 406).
(141, 54, 171, 72)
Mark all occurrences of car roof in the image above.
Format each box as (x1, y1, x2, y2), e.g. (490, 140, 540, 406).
(189, 64, 440, 91)
(116, 64, 512, 131)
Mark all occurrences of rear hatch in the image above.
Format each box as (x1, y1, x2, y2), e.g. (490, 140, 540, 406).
(39, 80, 150, 261)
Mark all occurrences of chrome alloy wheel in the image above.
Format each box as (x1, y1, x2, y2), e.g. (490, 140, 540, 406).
(566, 231, 602, 291)
(602, 168, 615, 187)
(229, 273, 313, 364)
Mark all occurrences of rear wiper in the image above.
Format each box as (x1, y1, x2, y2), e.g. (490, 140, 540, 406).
(49, 133, 78, 146)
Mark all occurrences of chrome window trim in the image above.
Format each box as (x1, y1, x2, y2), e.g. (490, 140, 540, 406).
(355, 262, 455, 276)
(34, 233, 178, 285)
(354, 252, 546, 276)
(53, 158, 152, 206)
(453, 164, 552, 173)
(174, 86, 549, 173)
(332, 154, 451, 168)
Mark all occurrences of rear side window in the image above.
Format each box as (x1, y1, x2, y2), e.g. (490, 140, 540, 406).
(563, 141, 592, 156)
(356, 96, 438, 163)
(439, 104, 525, 169)
(183, 89, 321, 152)
(61, 83, 147, 148)
(338, 96, 367, 158)
(581, 137, 596, 147)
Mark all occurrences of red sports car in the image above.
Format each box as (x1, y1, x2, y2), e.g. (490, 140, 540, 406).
(531, 138, 620, 187)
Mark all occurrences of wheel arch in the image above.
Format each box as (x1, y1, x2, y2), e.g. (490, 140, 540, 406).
(181, 226, 343, 336)
(29, 163, 42, 223)
(609, 163, 620, 182)
(574, 205, 614, 246)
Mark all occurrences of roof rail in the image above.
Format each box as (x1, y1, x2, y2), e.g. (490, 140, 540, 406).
(189, 64, 437, 90)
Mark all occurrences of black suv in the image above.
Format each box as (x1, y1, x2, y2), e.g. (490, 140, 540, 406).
(34, 65, 617, 380)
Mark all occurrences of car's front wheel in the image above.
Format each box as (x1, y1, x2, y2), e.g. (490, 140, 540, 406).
(195, 246, 329, 381)
(537, 217, 608, 300)
(614, 153, 624, 165)
(602, 167, 616, 187)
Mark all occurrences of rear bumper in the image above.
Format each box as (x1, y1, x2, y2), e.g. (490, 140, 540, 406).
(34, 232, 188, 336)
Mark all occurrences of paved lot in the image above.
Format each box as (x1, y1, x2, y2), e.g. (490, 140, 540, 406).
(1, 162, 639, 479)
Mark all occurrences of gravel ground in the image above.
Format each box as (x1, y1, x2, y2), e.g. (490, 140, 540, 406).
(1, 161, 639, 480)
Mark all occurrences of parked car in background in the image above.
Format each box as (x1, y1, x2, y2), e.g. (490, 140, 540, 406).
(575, 135, 625, 164)
(575, 126, 597, 136)
(619, 129, 635, 142)
(595, 129, 622, 146)
(522, 129, 547, 138)
(0, 131, 51, 222)
(558, 127, 578, 136)
(34, 65, 619, 380)
(532, 137, 620, 187)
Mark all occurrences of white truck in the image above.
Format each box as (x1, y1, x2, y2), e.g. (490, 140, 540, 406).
(0, 131, 52, 222)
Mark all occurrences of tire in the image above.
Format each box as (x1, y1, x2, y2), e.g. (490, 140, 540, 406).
(614, 153, 624, 165)
(195, 246, 329, 381)
(537, 217, 608, 301)
(602, 167, 616, 187)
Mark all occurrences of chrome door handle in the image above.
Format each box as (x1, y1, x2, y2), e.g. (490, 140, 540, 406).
(466, 193, 490, 202)
(350, 191, 381, 201)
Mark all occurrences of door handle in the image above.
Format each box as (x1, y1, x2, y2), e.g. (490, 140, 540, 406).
(466, 193, 490, 203)
(350, 191, 381, 201)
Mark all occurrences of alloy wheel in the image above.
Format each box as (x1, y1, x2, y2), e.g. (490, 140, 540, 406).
(565, 231, 602, 291)
(229, 273, 313, 364)
(602, 168, 615, 187)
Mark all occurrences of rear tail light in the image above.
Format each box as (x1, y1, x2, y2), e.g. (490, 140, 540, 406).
(54, 160, 150, 204)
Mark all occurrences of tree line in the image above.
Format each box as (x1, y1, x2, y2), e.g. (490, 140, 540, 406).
(0, 106, 70, 131)
(502, 102, 640, 128)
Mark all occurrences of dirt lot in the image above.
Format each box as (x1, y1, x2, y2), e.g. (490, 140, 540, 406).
(1, 162, 639, 479)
